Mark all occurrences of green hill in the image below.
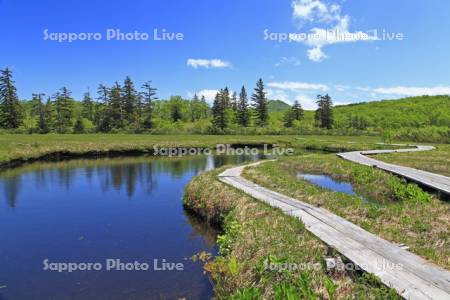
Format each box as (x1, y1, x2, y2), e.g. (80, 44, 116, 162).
(333, 95, 450, 129)
(283, 95, 450, 142)
(268, 100, 290, 112)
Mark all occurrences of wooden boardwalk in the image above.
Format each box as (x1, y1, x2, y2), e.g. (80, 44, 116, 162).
(338, 145, 450, 196)
(219, 157, 450, 300)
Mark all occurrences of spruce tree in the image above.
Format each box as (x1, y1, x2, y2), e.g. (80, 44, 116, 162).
(237, 86, 250, 127)
(54, 87, 74, 133)
(122, 76, 138, 125)
(32, 93, 49, 133)
(190, 93, 200, 122)
(109, 82, 124, 129)
(315, 94, 333, 129)
(251, 78, 269, 126)
(141, 81, 157, 129)
(285, 100, 304, 127)
(169, 96, 183, 122)
(230, 92, 238, 111)
(211, 91, 228, 130)
(200, 95, 209, 118)
(222, 87, 230, 109)
(291, 100, 304, 121)
(44, 97, 55, 132)
(0, 68, 22, 129)
(95, 84, 111, 132)
(81, 91, 94, 121)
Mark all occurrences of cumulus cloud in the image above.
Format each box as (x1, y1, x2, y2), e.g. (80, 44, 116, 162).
(267, 81, 328, 92)
(292, 0, 377, 62)
(372, 86, 450, 96)
(186, 58, 231, 69)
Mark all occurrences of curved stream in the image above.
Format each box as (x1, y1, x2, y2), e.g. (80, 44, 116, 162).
(0, 154, 264, 300)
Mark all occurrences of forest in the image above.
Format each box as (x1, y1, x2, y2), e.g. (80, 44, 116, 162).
(1, 68, 449, 143)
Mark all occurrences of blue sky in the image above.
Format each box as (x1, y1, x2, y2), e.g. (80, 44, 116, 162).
(1, 0, 450, 109)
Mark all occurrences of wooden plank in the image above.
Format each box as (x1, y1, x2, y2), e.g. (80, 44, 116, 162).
(337, 145, 450, 195)
(218, 156, 450, 300)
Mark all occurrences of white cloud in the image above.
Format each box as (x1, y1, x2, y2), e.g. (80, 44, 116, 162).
(194, 89, 220, 103)
(372, 86, 450, 96)
(292, 0, 339, 26)
(187, 58, 231, 69)
(275, 56, 301, 67)
(292, 0, 377, 62)
(294, 94, 317, 110)
(307, 47, 327, 62)
(266, 89, 291, 103)
(267, 81, 328, 92)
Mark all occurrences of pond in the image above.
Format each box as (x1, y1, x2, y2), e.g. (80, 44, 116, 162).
(297, 173, 368, 202)
(0, 154, 265, 300)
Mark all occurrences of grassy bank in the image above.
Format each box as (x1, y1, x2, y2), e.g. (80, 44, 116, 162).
(183, 167, 401, 299)
(242, 155, 450, 269)
(0, 134, 409, 169)
(0, 134, 293, 167)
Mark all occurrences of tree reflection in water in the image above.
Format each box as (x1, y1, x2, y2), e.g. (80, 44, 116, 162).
(0, 154, 264, 208)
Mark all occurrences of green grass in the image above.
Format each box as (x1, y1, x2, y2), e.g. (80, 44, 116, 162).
(0, 134, 295, 166)
(242, 154, 450, 269)
(375, 144, 450, 177)
(184, 167, 401, 299)
(0, 133, 410, 168)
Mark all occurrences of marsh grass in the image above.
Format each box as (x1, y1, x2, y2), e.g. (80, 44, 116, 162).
(376, 144, 450, 177)
(0, 134, 410, 168)
(242, 155, 450, 269)
(183, 167, 402, 299)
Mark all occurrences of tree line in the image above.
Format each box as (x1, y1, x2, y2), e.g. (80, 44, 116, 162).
(0, 67, 334, 133)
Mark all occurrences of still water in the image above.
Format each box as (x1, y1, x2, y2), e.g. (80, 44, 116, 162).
(297, 173, 368, 202)
(0, 154, 263, 300)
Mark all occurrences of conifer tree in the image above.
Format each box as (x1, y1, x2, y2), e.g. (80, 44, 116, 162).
(54, 87, 74, 133)
(211, 91, 228, 130)
(95, 84, 111, 132)
(0, 68, 22, 129)
(315, 94, 333, 129)
(251, 78, 269, 126)
(230, 92, 238, 111)
(81, 91, 95, 121)
(44, 97, 55, 132)
(200, 95, 209, 118)
(109, 82, 124, 129)
(284, 100, 304, 127)
(237, 86, 250, 127)
(169, 96, 184, 122)
(292, 100, 304, 121)
(222, 87, 230, 109)
(122, 76, 138, 125)
(32, 93, 49, 133)
(141, 81, 157, 129)
(190, 94, 199, 122)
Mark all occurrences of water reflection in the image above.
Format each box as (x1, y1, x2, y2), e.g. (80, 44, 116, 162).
(0, 154, 264, 300)
(0, 154, 265, 208)
(297, 173, 368, 202)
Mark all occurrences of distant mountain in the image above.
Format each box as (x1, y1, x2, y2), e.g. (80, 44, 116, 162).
(268, 100, 290, 112)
